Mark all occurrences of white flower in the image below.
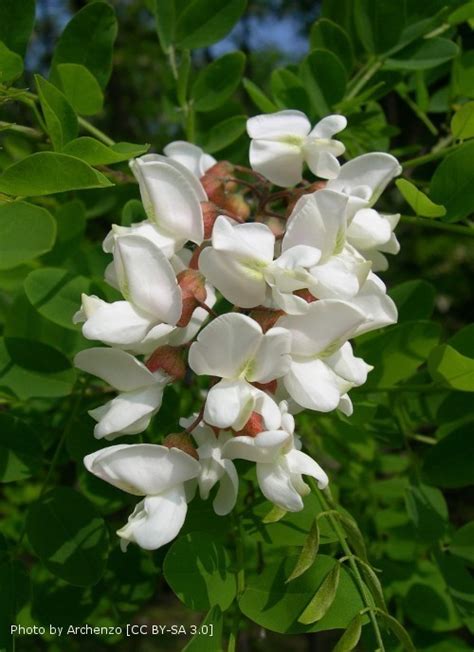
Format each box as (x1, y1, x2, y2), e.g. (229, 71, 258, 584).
(349, 272, 398, 336)
(188, 313, 290, 429)
(223, 402, 328, 511)
(129, 154, 205, 248)
(84, 444, 200, 550)
(74, 348, 168, 440)
(74, 234, 182, 350)
(327, 153, 402, 270)
(180, 418, 238, 515)
(199, 215, 320, 311)
(277, 300, 372, 412)
(247, 110, 347, 186)
(164, 141, 216, 179)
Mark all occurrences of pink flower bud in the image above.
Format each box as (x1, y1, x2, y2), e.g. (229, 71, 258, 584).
(146, 345, 186, 381)
(177, 269, 207, 327)
(163, 432, 199, 460)
(234, 411, 265, 437)
(249, 308, 285, 333)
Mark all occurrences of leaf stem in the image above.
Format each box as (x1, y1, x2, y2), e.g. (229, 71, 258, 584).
(402, 144, 458, 169)
(400, 215, 474, 237)
(77, 116, 115, 146)
(314, 483, 386, 652)
(346, 59, 382, 100)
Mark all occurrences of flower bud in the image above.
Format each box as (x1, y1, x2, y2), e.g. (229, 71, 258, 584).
(252, 379, 277, 394)
(293, 289, 317, 304)
(201, 201, 220, 239)
(200, 161, 235, 199)
(221, 193, 250, 221)
(163, 432, 199, 460)
(249, 308, 285, 333)
(234, 411, 264, 437)
(286, 180, 327, 215)
(177, 269, 207, 327)
(146, 345, 186, 380)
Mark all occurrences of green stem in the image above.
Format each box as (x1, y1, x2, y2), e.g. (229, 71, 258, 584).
(400, 215, 474, 237)
(346, 59, 382, 100)
(315, 484, 386, 652)
(77, 116, 115, 146)
(0, 121, 43, 139)
(402, 144, 457, 169)
(168, 46, 179, 80)
(397, 89, 438, 136)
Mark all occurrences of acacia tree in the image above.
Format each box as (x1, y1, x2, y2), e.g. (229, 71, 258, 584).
(1, 1, 473, 651)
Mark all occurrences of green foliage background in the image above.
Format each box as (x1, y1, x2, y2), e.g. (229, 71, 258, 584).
(0, 0, 474, 650)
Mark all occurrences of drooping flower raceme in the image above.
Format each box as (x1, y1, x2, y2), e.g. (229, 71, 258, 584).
(75, 108, 402, 552)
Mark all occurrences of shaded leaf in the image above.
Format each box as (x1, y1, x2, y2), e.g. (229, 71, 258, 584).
(298, 563, 341, 624)
(287, 519, 320, 582)
(63, 137, 149, 165)
(0, 202, 56, 269)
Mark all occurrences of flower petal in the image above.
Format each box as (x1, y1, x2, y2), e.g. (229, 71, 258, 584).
(84, 444, 200, 496)
(74, 347, 156, 392)
(189, 313, 263, 378)
(203, 379, 254, 429)
(249, 140, 303, 187)
(247, 110, 311, 139)
(117, 487, 187, 550)
(327, 153, 402, 205)
(114, 235, 182, 324)
(212, 215, 275, 263)
(284, 358, 342, 412)
(286, 449, 329, 489)
(324, 342, 372, 386)
(164, 140, 216, 178)
(257, 461, 304, 511)
(79, 297, 155, 348)
(309, 115, 347, 139)
(223, 430, 287, 463)
(213, 459, 239, 515)
(248, 326, 291, 383)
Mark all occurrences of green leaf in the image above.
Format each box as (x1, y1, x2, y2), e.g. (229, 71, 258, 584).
(63, 137, 149, 165)
(298, 563, 341, 624)
(354, 0, 406, 54)
(243, 78, 277, 113)
(355, 559, 387, 612)
(192, 52, 245, 112)
(453, 52, 474, 99)
(271, 68, 311, 115)
(182, 606, 223, 651)
(332, 614, 363, 651)
(0, 152, 113, 196)
(0, 41, 23, 83)
(0, 0, 35, 56)
(430, 142, 474, 222)
(451, 102, 474, 141)
(56, 64, 104, 116)
(449, 1, 474, 26)
(0, 201, 56, 270)
(404, 482, 448, 542)
(310, 19, 353, 73)
(51, 2, 118, 89)
(300, 49, 347, 117)
(423, 423, 474, 488)
(0, 337, 76, 400)
(396, 179, 446, 218)
(389, 280, 435, 322)
(239, 555, 365, 634)
(287, 519, 320, 582)
(121, 198, 147, 227)
(36, 75, 78, 151)
(357, 321, 441, 388)
(163, 531, 236, 611)
(450, 522, 474, 564)
(428, 344, 474, 391)
(336, 513, 368, 563)
(0, 413, 42, 483)
(26, 487, 109, 586)
(197, 115, 246, 153)
(154, 0, 175, 53)
(175, 0, 246, 50)
(177, 50, 191, 106)
(384, 38, 459, 71)
(24, 268, 90, 331)
(43, 199, 86, 265)
(376, 610, 416, 651)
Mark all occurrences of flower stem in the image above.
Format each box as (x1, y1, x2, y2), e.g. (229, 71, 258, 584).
(400, 215, 474, 237)
(314, 483, 386, 651)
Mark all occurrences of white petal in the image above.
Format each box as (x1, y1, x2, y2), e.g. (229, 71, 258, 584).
(130, 155, 204, 244)
(213, 459, 239, 515)
(249, 140, 303, 187)
(338, 394, 353, 416)
(114, 235, 182, 324)
(309, 256, 364, 299)
(247, 110, 311, 139)
(74, 347, 156, 391)
(309, 115, 347, 139)
(350, 273, 398, 335)
(284, 358, 342, 412)
(212, 215, 275, 263)
(278, 299, 366, 356)
(248, 327, 291, 383)
(80, 298, 154, 348)
(203, 379, 254, 429)
(89, 385, 165, 440)
(84, 444, 200, 496)
(223, 430, 288, 463)
(257, 462, 304, 511)
(189, 313, 262, 378)
(253, 389, 283, 430)
(117, 488, 187, 550)
(327, 153, 402, 205)
(164, 140, 216, 178)
(199, 247, 267, 308)
(347, 208, 393, 251)
(305, 148, 341, 180)
(324, 342, 372, 386)
(286, 449, 329, 489)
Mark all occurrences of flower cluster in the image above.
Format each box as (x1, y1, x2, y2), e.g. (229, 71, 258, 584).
(75, 110, 401, 551)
